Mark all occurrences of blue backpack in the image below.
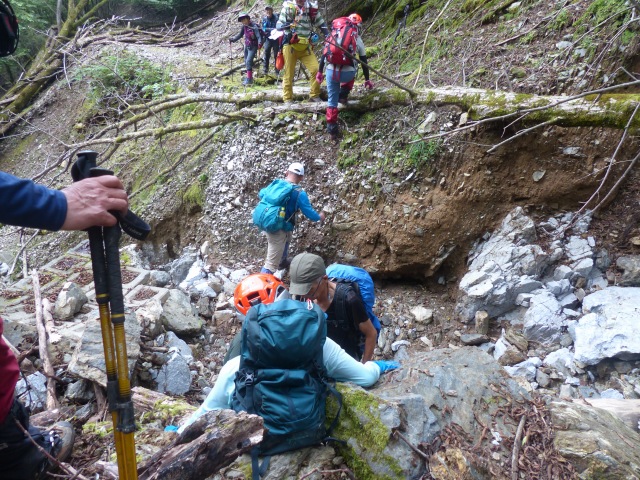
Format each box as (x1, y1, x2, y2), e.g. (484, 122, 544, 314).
(231, 299, 342, 478)
(326, 264, 381, 334)
(252, 179, 300, 232)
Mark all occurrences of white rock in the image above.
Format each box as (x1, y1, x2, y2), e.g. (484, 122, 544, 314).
(523, 291, 566, 346)
(410, 306, 434, 324)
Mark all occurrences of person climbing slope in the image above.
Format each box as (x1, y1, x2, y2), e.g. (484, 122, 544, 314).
(229, 12, 264, 85)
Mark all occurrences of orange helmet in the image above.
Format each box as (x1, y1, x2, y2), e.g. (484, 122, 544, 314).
(234, 273, 287, 315)
(348, 13, 362, 25)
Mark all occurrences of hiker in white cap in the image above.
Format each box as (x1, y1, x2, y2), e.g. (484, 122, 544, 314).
(256, 162, 325, 276)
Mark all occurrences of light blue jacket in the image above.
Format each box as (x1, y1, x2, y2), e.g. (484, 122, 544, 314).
(178, 338, 380, 433)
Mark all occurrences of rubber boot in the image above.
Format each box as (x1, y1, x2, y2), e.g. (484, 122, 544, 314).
(243, 71, 254, 85)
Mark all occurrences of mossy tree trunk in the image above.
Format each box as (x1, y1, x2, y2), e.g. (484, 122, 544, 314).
(0, 0, 109, 135)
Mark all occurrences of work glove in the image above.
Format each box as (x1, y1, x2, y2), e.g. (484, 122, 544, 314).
(315, 72, 324, 84)
(373, 360, 400, 373)
(364, 80, 374, 90)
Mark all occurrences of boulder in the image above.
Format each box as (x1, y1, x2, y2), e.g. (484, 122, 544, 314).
(135, 297, 164, 337)
(67, 312, 141, 386)
(410, 306, 434, 324)
(617, 256, 640, 286)
(550, 400, 640, 479)
(523, 291, 567, 346)
(572, 287, 640, 365)
(154, 351, 191, 395)
(54, 282, 88, 320)
(169, 247, 198, 285)
(160, 289, 203, 335)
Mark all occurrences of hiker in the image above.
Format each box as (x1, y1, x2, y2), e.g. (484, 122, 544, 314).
(177, 298, 398, 435)
(254, 162, 325, 275)
(289, 252, 378, 362)
(229, 12, 264, 85)
(261, 5, 280, 75)
(276, 0, 330, 103)
(0, 171, 128, 479)
(316, 13, 374, 136)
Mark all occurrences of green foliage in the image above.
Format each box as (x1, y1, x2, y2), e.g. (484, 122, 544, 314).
(549, 8, 571, 31)
(182, 174, 208, 207)
(74, 50, 174, 104)
(406, 138, 442, 170)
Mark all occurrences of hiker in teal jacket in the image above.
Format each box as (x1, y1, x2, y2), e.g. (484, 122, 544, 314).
(260, 162, 325, 275)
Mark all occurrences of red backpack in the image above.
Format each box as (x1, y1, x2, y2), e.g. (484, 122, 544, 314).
(323, 17, 357, 67)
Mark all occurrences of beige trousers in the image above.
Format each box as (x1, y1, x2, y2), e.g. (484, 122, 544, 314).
(264, 230, 292, 273)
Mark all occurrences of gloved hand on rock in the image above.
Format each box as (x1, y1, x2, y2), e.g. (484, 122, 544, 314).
(373, 360, 400, 374)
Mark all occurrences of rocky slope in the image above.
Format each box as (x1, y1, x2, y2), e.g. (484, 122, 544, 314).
(1, 0, 640, 478)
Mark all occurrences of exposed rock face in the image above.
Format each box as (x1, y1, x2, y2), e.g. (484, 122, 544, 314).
(571, 287, 640, 365)
(550, 400, 640, 479)
(616, 255, 640, 286)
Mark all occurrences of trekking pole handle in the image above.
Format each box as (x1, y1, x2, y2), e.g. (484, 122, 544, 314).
(72, 151, 151, 241)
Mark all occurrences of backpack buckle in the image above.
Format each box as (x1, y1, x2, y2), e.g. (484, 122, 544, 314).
(245, 372, 255, 386)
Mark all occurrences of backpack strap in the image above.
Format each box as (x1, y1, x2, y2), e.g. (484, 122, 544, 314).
(330, 281, 355, 332)
(284, 186, 300, 223)
(250, 447, 271, 480)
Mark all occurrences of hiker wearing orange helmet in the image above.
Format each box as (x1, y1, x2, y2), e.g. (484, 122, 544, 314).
(316, 12, 374, 136)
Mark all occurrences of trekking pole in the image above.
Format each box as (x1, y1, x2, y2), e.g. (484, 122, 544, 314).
(71, 151, 151, 480)
(323, 34, 416, 97)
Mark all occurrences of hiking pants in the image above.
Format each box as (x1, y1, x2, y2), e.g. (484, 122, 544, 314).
(0, 399, 53, 479)
(326, 66, 356, 108)
(282, 44, 321, 102)
(264, 229, 292, 273)
(263, 38, 280, 73)
(244, 45, 258, 73)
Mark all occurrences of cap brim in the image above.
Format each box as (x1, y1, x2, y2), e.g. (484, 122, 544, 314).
(289, 281, 312, 296)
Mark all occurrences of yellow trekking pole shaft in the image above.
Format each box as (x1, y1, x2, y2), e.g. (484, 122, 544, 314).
(88, 227, 128, 477)
(103, 223, 138, 480)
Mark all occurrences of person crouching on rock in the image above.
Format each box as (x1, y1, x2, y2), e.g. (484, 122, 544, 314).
(229, 12, 264, 85)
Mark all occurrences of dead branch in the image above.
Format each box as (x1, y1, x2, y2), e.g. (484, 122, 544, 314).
(414, 0, 454, 88)
(32, 269, 59, 411)
(592, 148, 640, 214)
(511, 415, 526, 480)
(570, 102, 640, 222)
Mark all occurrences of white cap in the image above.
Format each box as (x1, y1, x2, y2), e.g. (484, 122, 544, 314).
(288, 162, 305, 176)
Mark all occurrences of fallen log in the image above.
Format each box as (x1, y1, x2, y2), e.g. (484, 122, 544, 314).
(137, 409, 263, 480)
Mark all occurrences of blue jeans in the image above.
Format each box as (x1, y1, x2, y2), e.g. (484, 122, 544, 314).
(326, 67, 356, 108)
(244, 45, 257, 72)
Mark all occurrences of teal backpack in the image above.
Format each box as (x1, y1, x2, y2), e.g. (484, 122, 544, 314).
(252, 179, 299, 232)
(231, 299, 342, 479)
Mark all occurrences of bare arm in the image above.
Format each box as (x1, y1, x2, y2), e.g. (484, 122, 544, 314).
(359, 319, 377, 363)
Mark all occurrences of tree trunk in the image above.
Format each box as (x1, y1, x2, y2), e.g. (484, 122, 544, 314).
(137, 409, 263, 480)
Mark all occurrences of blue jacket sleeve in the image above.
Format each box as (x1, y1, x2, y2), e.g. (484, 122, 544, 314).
(323, 338, 380, 387)
(0, 172, 67, 231)
(297, 190, 322, 222)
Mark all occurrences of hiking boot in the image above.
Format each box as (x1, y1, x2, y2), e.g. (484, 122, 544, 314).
(242, 77, 253, 85)
(50, 422, 75, 464)
(327, 122, 339, 136)
(338, 95, 349, 106)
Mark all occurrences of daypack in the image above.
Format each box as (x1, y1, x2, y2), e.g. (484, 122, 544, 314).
(326, 263, 381, 334)
(232, 299, 342, 478)
(323, 17, 357, 67)
(252, 178, 299, 232)
(0, 0, 18, 57)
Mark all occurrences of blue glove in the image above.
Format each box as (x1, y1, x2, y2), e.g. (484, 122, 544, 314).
(373, 360, 400, 373)
(164, 425, 179, 432)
